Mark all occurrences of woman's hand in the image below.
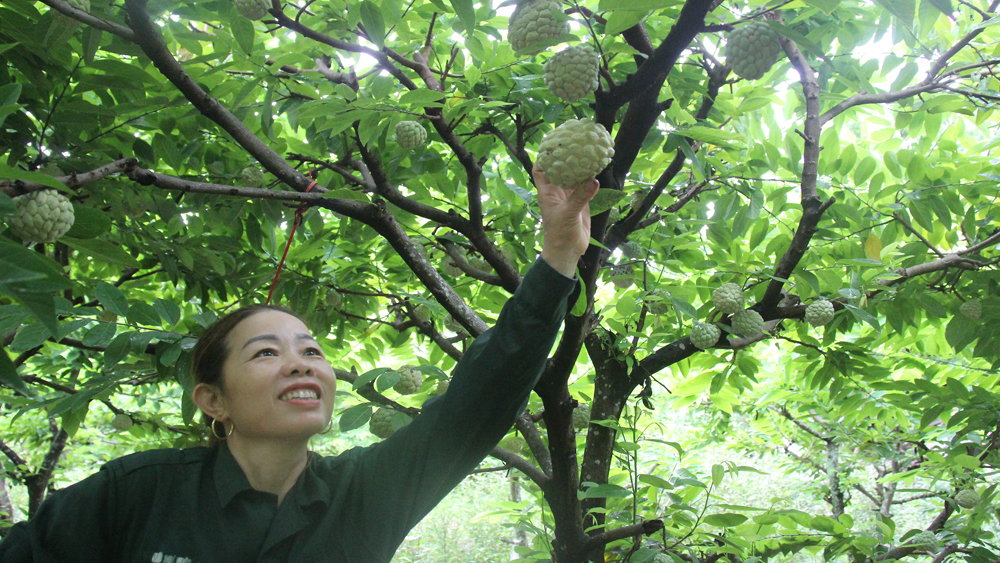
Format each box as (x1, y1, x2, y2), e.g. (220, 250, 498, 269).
(534, 162, 600, 278)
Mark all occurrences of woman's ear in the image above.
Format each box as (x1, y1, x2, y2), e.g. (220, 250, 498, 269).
(192, 383, 228, 421)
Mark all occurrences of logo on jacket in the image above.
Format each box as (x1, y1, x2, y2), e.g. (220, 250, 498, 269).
(151, 553, 192, 563)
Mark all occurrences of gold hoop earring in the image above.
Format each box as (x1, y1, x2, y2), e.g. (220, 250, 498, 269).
(211, 418, 233, 440)
(320, 419, 334, 434)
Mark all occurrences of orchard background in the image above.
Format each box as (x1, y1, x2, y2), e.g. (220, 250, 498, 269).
(1, 0, 1000, 561)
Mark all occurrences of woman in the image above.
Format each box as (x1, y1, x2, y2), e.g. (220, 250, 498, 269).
(0, 167, 598, 563)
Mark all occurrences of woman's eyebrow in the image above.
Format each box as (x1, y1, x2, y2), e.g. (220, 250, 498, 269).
(242, 333, 316, 350)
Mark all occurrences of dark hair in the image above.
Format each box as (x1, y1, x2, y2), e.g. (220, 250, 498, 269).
(191, 304, 300, 390)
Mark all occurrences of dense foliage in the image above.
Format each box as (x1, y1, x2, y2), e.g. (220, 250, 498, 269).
(1, 0, 999, 561)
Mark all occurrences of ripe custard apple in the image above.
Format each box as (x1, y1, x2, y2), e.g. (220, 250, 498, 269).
(369, 408, 396, 439)
(111, 413, 133, 432)
(234, 0, 269, 20)
(653, 554, 671, 563)
(629, 190, 646, 212)
(805, 299, 835, 327)
(572, 403, 591, 430)
(435, 380, 450, 395)
(644, 289, 670, 315)
(608, 206, 621, 224)
(413, 305, 432, 323)
(609, 264, 634, 289)
(909, 532, 938, 547)
(726, 21, 783, 80)
(441, 255, 464, 276)
(11, 190, 75, 243)
(508, 0, 569, 53)
(960, 300, 981, 320)
(690, 322, 721, 350)
(393, 365, 423, 395)
(395, 120, 427, 149)
(544, 46, 600, 102)
(621, 240, 643, 260)
(240, 166, 264, 187)
(732, 309, 764, 338)
(712, 283, 745, 315)
(537, 118, 615, 191)
(956, 489, 981, 509)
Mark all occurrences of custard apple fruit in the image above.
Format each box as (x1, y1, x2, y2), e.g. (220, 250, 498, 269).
(544, 46, 600, 101)
(326, 290, 342, 308)
(369, 408, 396, 439)
(726, 21, 783, 80)
(621, 240, 643, 260)
(653, 554, 671, 563)
(111, 413, 133, 432)
(413, 305, 432, 323)
(630, 190, 646, 212)
(395, 120, 427, 149)
(537, 118, 615, 191)
(500, 435, 528, 455)
(805, 299, 835, 327)
(234, 0, 269, 20)
(956, 489, 981, 509)
(644, 289, 670, 315)
(690, 323, 721, 350)
(435, 380, 450, 395)
(609, 264, 634, 289)
(508, 0, 569, 53)
(240, 166, 264, 187)
(441, 255, 464, 276)
(712, 283, 745, 315)
(572, 403, 591, 430)
(960, 300, 981, 320)
(909, 532, 938, 547)
(608, 206, 621, 224)
(731, 309, 764, 338)
(11, 190, 75, 243)
(393, 365, 423, 395)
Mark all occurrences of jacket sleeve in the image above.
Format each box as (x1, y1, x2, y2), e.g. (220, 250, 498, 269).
(0, 467, 118, 563)
(346, 258, 577, 560)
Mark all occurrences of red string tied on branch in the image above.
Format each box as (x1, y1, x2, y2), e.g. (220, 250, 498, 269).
(266, 180, 317, 305)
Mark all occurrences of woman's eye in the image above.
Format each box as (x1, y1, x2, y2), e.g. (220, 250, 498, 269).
(304, 347, 323, 356)
(253, 349, 277, 358)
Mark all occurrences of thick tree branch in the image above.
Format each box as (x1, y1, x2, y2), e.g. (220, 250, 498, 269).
(489, 446, 550, 488)
(123, 0, 314, 194)
(37, 0, 136, 41)
(0, 158, 137, 197)
(584, 519, 665, 551)
(878, 254, 985, 287)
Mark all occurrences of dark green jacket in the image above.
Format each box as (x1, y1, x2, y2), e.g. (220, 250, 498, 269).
(0, 259, 576, 563)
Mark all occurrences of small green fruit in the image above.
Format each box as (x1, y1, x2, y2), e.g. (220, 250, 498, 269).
(536, 118, 615, 191)
(609, 265, 634, 289)
(233, 0, 269, 20)
(111, 413, 133, 432)
(508, 0, 569, 53)
(621, 240, 643, 260)
(726, 21, 783, 80)
(712, 283, 744, 315)
(393, 365, 423, 395)
(805, 299, 835, 327)
(960, 300, 981, 320)
(395, 120, 427, 149)
(731, 309, 764, 339)
(369, 408, 396, 439)
(240, 167, 264, 187)
(544, 46, 600, 101)
(572, 403, 591, 430)
(11, 190, 75, 244)
(956, 489, 981, 509)
(909, 531, 938, 548)
(435, 380, 450, 395)
(690, 323, 721, 350)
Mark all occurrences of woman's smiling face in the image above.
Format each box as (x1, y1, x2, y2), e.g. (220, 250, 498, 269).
(217, 309, 336, 442)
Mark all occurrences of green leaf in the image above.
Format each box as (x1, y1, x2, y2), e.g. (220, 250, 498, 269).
(62, 237, 141, 268)
(360, 1, 386, 49)
(703, 513, 748, 527)
(104, 331, 133, 369)
(605, 9, 647, 36)
(64, 205, 112, 239)
(398, 89, 446, 106)
(231, 16, 255, 55)
(339, 404, 372, 431)
(449, 0, 476, 32)
(354, 367, 393, 389)
(945, 314, 980, 352)
(679, 125, 746, 147)
(96, 282, 130, 316)
(875, 0, 915, 24)
(153, 298, 181, 326)
(589, 189, 626, 216)
(842, 303, 880, 332)
(579, 483, 631, 499)
(712, 464, 725, 486)
(0, 345, 30, 394)
(82, 321, 117, 347)
(127, 302, 162, 327)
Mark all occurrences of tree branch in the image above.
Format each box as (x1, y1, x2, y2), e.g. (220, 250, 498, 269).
(584, 519, 665, 551)
(0, 158, 137, 197)
(489, 446, 550, 488)
(37, 0, 136, 41)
